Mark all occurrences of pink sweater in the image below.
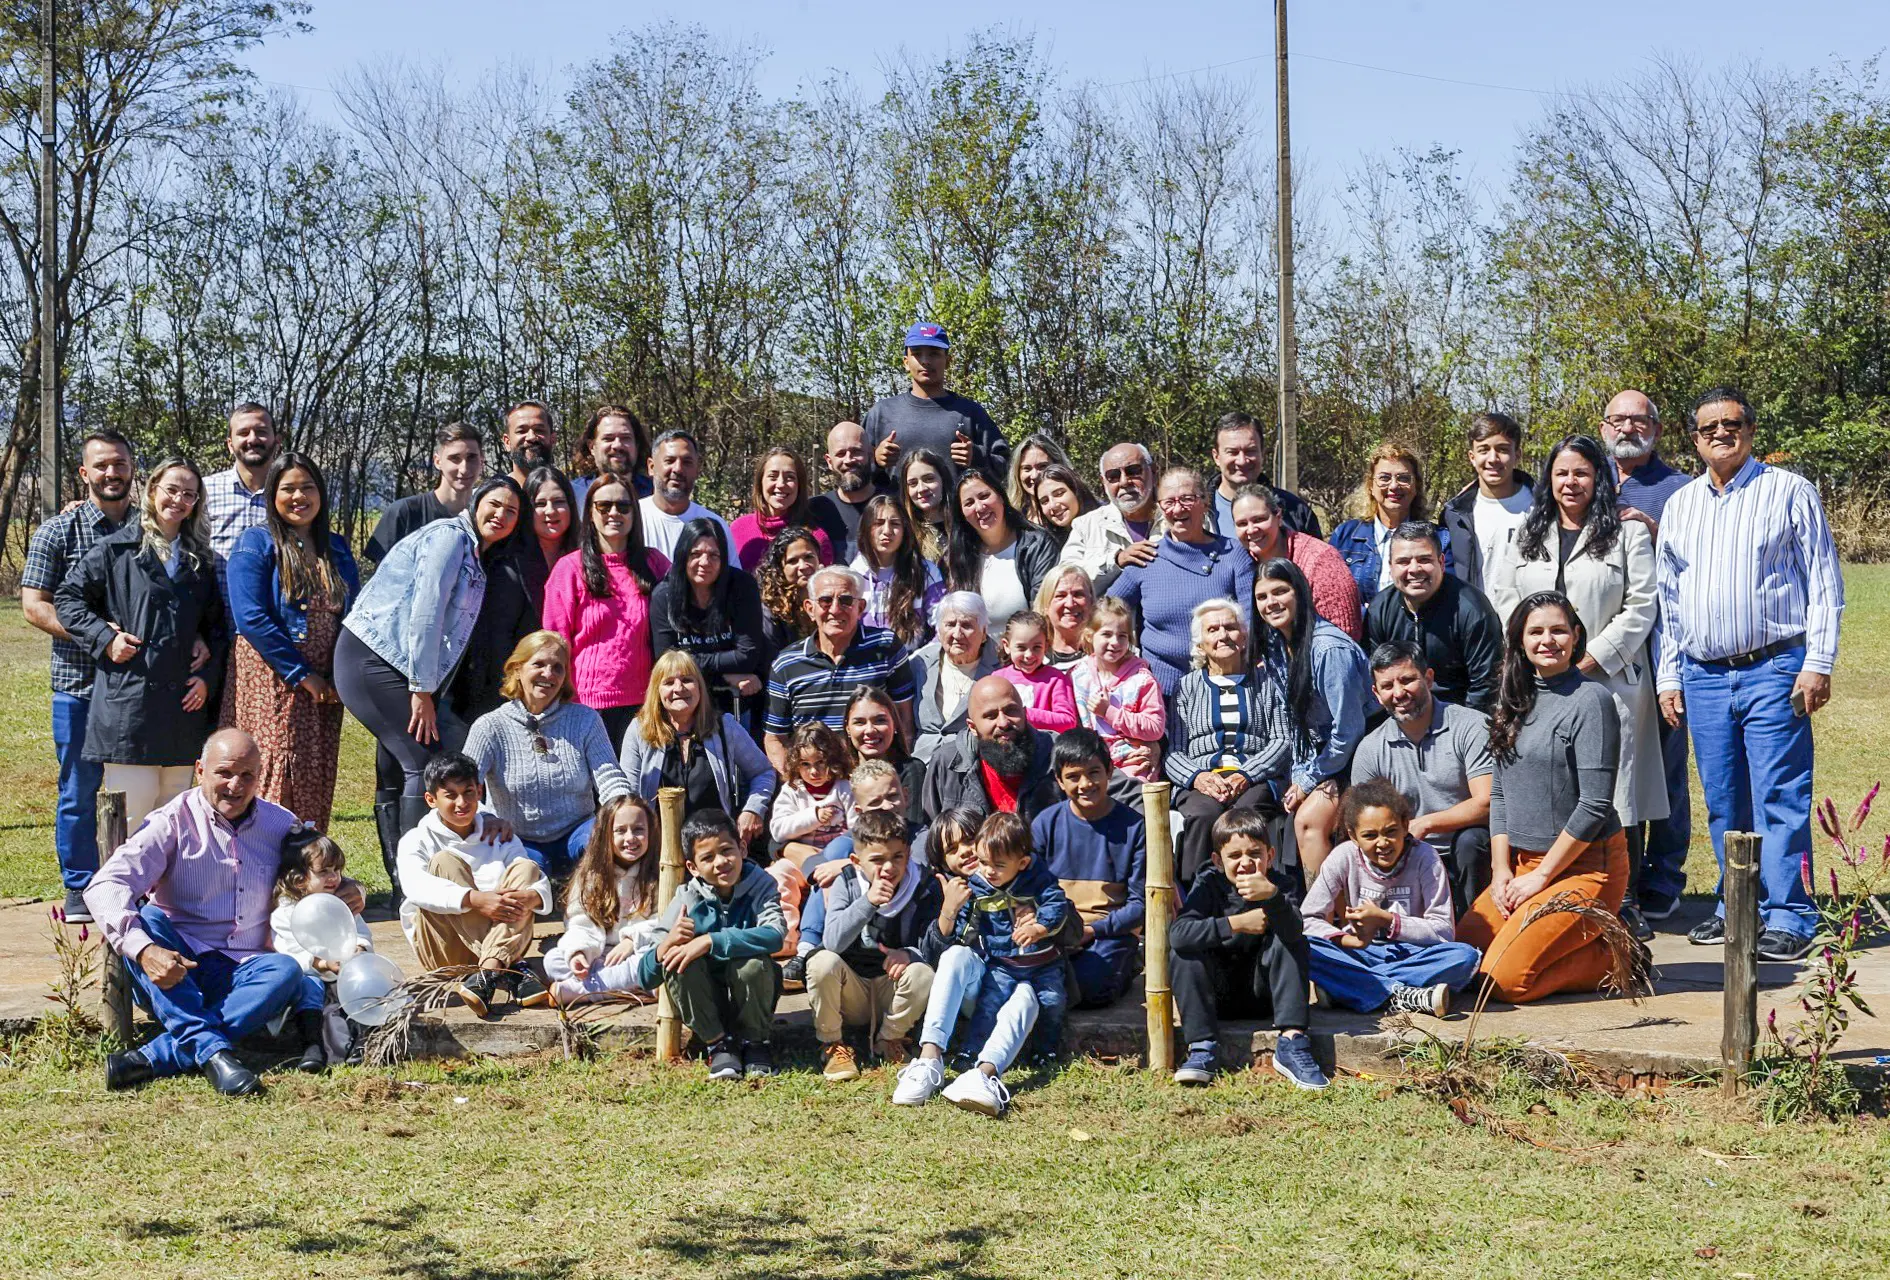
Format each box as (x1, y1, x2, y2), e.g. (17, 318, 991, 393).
(1286, 530, 1364, 641)
(730, 512, 834, 573)
(540, 551, 654, 711)
(994, 662, 1078, 734)
(1070, 653, 1166, 779)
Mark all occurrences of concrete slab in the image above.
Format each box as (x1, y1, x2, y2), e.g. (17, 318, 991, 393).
(7, 895, 1887, 1081)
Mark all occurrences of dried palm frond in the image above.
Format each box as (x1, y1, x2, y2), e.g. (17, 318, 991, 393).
(1519, 889, 1656, 1000)
(360, 966, 482, 1068)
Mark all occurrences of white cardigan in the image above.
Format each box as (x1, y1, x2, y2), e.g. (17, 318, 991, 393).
(553, 864, 664, 961)
(1487, 518, 1669, 825)
(269, 899, 375, 981)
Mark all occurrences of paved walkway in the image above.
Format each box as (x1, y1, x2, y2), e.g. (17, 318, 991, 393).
(6, 894, 1886, 1079)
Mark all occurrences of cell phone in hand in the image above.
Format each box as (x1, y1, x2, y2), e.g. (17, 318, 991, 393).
(1791, 686, 1807, 717)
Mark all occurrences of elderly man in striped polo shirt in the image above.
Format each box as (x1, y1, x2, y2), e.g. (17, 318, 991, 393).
(1656, 387, 1845, 962)
(762, 565, 918, 774)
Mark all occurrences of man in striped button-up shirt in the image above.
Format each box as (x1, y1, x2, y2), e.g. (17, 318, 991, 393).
(1655, 387, 1845, 962)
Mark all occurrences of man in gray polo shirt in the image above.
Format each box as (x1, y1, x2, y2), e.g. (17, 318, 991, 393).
(1351, 639, 1494, 917)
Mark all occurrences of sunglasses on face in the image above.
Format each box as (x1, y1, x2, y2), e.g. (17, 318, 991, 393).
(593, 499, 634, 514)
(813, 593, 860, 611)
(1103, 465, 1146, 483)
(1692, 420, 1747, 439)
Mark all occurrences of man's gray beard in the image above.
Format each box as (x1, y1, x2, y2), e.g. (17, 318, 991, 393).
(1609, 436, 1653, 462)
(976, 732, 1032, 776)
(1112, 490, 1146, 516)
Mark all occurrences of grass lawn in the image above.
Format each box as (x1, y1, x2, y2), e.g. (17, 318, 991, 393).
(3, 1053, 1889, 1279)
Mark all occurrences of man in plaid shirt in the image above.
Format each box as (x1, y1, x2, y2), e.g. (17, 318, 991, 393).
(202, 401, 280, 601)
(20, 430, 136, 922)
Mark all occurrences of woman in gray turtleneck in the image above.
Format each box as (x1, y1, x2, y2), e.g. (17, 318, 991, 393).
(1457, 589, 1628, 1002)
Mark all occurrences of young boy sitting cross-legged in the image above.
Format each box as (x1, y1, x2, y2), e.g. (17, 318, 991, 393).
(1169, 808, 1327, 1091)
(781, 758, 917, 990)
(397, 753, 553, 1018)
(808, 807, 941, 1082)
(634, 809, 786, 1082)
(1032, 727, 1146, 1010)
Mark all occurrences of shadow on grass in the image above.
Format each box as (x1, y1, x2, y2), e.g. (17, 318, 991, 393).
(647, 1207, 1008, 1280)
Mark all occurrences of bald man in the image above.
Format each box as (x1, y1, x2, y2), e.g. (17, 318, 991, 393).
(919, 676, 1140, 826)
(86, 729, 361, 1096)
(807, 420, 885, 563)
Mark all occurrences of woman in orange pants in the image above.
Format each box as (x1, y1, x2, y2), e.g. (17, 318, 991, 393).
(1458, 590, 1626, 1003)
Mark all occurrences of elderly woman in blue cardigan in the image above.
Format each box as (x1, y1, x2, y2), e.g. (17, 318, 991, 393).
(619, 649, 777, 848)
(1106, 467, 1255, 698)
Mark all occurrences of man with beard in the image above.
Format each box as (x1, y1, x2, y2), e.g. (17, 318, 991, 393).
(569, 404, 651, 507)
(1350, 640, 1495, 918)
(22, 429, 136, 921)
(806, 420, 884, 563)
(203, 402, 281, 601)
(365, 421, 487, 567)
(503, 400, 558, 488)
(862, 322, 1010, 485)
(1059, 441, 1164, 593)
(638, 428, 733, 565)
(918, 676, 1139, 826)
(1362, 522, 1504, 712)
(1208, 412, 1320, 541)
(1600, 389, 1695, 922)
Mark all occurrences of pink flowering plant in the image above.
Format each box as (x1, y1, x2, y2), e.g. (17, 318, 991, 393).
(1758, 783, 1887, 1120)
(35, 904, 106, 1067)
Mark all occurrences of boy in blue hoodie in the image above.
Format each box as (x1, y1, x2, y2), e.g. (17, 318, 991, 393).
(635, 810, 785, 1082)
(939, 810, 1072, 1118)
(1032, 728, 1146, 1009)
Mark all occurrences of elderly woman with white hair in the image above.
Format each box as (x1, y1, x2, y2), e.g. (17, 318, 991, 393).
(906, 591, 1002, 762)
(1164, 598, 1292, 885)
(760, 562, 918, 774)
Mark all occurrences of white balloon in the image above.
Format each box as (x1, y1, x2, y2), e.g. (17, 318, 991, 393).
(337, 951, 410, 1027)
(289, 892, 361, 963)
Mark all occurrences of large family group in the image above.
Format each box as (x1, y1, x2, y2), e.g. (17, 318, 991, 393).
(22, 321, 1845, 1110)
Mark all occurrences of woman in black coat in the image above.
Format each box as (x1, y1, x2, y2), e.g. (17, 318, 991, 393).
(649, 517, 771, 730)
(56, 457, 226, 828)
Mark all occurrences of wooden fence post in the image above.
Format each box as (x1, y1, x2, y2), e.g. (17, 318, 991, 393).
(95, 790, 134, 1043)
(654, 786, 687, 1062)
(1141, 781, 1176, 1076)
(1721, 830, 1762, 1096)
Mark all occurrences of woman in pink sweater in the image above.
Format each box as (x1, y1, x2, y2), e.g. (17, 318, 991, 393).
(541, 473, 662, 748)
(1229, 485, 1363, 640)
(991, 610, 1078, 734)
(729, 447, 833, 572)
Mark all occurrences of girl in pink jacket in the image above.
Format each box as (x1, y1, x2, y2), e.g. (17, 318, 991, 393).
(1069, 597, 1166, 781)
(992, 611, 1079, 734)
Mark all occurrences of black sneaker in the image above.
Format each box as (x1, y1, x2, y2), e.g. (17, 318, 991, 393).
(1756, 929, 1816, 963)
(1687, 916, 1726, 946)
(61, 888, 93, 924)
(1638, 890, 1679, 921)
(707, 1039, 744, 1081)
(742, 1042, 775, 1078)
(456, 969, 501, 1018)
(780, 955, 807, 992)
(1619, 901, 1654, 942)
(505, 969, 549, 1005)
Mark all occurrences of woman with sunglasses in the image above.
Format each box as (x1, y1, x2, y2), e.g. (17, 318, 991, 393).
(463, 631, 632, 880)
(542, 471, 662, 749)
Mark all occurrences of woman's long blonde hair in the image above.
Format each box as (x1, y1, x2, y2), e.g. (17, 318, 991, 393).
(634, 649, 709, 750)
(1344, 440, 1430, 523)
(499, 631, 578, 705)
(139, 458, 212, 572)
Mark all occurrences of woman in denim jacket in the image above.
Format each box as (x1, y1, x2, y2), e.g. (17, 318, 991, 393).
(1327, 442, 1453, 619)
(336, 475, 522, 841)
(227, 454, 360, 830)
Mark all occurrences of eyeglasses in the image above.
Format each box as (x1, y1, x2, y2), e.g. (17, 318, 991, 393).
(1692, 419, 1748, 439)
(1102, 465, 1147, 483)
(1602, 414, 1654, 428)
(593, 499, 634, 514)
(1158, 493, 1201, 509)
(522, 714, 552, 756)
(813, 593, 861, 611)
(156, 485, 199, 505)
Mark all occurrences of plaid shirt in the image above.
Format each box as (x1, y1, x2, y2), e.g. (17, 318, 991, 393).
(21, 501, 127, 695)
(203, 467, 269, 598)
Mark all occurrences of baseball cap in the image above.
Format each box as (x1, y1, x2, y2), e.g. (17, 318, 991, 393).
(903, 321, 950, 351)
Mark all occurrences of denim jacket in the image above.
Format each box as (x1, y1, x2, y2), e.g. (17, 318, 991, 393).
(227, 524, 359, 688)
(342, 513, 486, 692)
(949, 860, 1072, 965)
(1328, 517, 1453, 605)
(1259, 618, 1372, 793)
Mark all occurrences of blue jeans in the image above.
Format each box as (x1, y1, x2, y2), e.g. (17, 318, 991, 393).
(52, 692, 104, 891)
(918, 945, 986, 1052)
(964, 959, 1067, 1071)
(1639, 707, 1693, 904)
(1306, 937, 1483, 1012)
(795, 847, 848, 953)
(517, 820, 593, 882)
(1068, 935, 1138, 1008)
(1681, 648, 1817, 937)
(126, 905, 306, 1077)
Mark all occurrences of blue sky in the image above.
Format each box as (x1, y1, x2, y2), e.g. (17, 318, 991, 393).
(248, 1, 1884, 191)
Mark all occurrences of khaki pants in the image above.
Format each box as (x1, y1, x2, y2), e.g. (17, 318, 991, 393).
(805, 950, 934, 1045)
(105, 764, 196, 832)
(410, 852, 539, 970)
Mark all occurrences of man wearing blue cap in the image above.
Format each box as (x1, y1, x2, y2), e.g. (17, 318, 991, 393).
(863, 322, 1011, 482)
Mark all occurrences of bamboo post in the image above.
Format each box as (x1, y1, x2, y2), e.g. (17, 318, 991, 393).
(95, 789, 133, 1043)
(1141, 781, 1176, 1075)
(1721, 830, 1761, 1096)
(654, 786, 687, 1062)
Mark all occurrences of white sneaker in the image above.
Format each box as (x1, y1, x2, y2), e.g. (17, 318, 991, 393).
(892, 1056, 946, 1107)
(942, 1067, 1011, 1117)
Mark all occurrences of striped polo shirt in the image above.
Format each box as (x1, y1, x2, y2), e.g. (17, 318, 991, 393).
(764, 623, 917, 736)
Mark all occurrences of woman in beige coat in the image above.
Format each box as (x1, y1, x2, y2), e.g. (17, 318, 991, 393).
(1487, 434, 1668, 938)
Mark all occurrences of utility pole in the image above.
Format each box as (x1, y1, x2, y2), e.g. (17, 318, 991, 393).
(1273, 0, 1299, 493)
(38, 0, 59, 517)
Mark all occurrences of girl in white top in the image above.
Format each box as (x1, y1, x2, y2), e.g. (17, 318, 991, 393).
(531, 794, 664, 1008)
(270, 830, 374, 1072)
(768, 721, 856, 867)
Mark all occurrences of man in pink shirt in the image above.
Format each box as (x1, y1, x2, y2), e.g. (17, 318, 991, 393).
(85, 728, 351, 1096)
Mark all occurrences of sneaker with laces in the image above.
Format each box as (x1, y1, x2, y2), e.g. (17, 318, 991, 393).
(1386, 982, 1450, 1018)
(874, 1038, 912, 1067)
(706, 1039, 743, 1081)
(1173, 1043, 1218, 1086)
(455, 969, 501, 1018)
(1688, 916, 1726, 946)
(942, 1067, 1011, 1117)
(892, 1055, 946, 1106)
(780, 955, 807, 992)
(61, 888, 93, 925)
(1270, 1032, 1329, 1091)
(1619, 901, 1654, 942)
(742, 1042, 776, 1078)
(1756, 928, 1816, 963)
(502, 968, 548, 1005)
(821, 1041, 860, 1082)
